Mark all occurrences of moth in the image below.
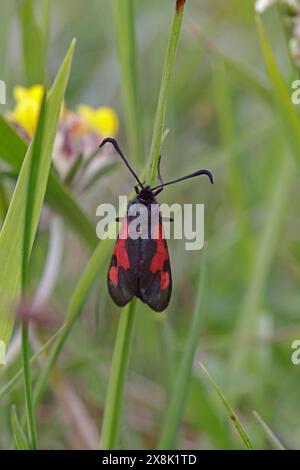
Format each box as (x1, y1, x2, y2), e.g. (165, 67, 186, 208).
(100, 138, 213, 312)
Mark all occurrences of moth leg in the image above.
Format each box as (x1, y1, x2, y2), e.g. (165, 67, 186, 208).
(134, 185, 139, 194)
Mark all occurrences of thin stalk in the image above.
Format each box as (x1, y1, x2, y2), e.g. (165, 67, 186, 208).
(253, 411, 285, 450)
(212, 59, 253, 271)
(158, 256, 206, 449)
(100, 300, 136, 449)
(148, 0, 187, 186)
(114, 0, 143, 165)
(21, 323, 37, 449)
(230, 153, 294, 380)
(200, 363, 254, 450)
(20, 93, 47, 450)
(0, 324, 66, 400)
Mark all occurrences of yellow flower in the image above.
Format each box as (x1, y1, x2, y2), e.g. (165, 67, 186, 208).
(8, 85, 44, 137)
(77, 104, 119, 137)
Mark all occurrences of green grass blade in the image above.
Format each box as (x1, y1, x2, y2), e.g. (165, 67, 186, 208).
(158, 258, 206, 449)
(0, 324, 66, 400)
(256, 16, 300, 166)
(200, 363, 254, 450)
(0, 39, 76, 355)
(100, 300, 136, 450)
(189, 20, 271, 102)
(0, 117, 97, 250)
(45, 168, 97, 249)
(21, 323, 38, 449)
(22, 91, 47, 288)
(11, 405, 30, 450)
(148, 0, 187, 186)
(21, 92, 47, 450)
(32, 238, 113, 405)
(230, 148, 294, 380)
(227, 17, 299, 387)
(253, 411, 285, 450)
(20, 0, 46, 84)
(114, 0, 143, 165)
(63, 153, 83, 186)
(212, 59, 253, 271)
(81, 161, 118, 192)
(40, 0, 51, 58)
(0, 1, 13, 79)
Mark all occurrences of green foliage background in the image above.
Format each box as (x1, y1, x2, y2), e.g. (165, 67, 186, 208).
(0, 0, 299, 450)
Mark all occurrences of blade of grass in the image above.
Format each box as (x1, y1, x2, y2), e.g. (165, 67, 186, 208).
(229, 17, 299, 381)
(0, 117, 97, 250)
(22, 91, 47, 289)
(230, 153, 294, 381)
(101, 0, 188, 449)
(0, 39, 75, 355)
(81, 161, 118, 192)
(21, 324, 37, 448)
(200, 362, 254, 450)
(212, 59, 253, 271)
(20, 0, 46, 84)
(32, 238, 113, 406)
(253, 410, 285, 450)
(0, 1, 13, 81)
(148, 0, 187, 186)
(11, 405, 30, 450)
(0, 324, 66, 399)
(100, 300, 136, 449)
(256, 15, 300, 167)
(21, 92, 47, 450)
(63, 153, 83, 186)
(114, 0, 143, 166)
(188, 19, 272, 103)
(158, 256, 206, 449)
(40, 0, 51, 58)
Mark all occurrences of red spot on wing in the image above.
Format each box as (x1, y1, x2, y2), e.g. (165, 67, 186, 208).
(109, 267, 118, 287)
(150, 223, 170, 290)
(161, 272, 170, 290)
(109, 219, 130, 287)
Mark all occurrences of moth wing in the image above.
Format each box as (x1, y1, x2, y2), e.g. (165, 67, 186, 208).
(138, 220, 172, 312)
(107, 219, 139, 307)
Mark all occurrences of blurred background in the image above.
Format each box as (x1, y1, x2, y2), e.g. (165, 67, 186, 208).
(0, 0, 300, 450)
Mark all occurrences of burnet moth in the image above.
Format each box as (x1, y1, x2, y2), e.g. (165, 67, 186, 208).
(99, 137, 214, 312)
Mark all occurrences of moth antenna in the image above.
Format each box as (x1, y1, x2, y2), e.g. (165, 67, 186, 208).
(99, 137, 144, 188)
(157, 155, 164, 187)
(151, 169, 214, 191)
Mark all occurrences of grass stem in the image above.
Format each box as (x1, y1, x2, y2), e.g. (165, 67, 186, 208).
(148, 1, 186, 186)
(21, 323, 38, 449)
(100, 300, 136, 449)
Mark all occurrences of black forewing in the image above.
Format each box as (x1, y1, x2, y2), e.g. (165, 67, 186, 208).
(138, 217, 172, 312)
(107, 217, 139, 307)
